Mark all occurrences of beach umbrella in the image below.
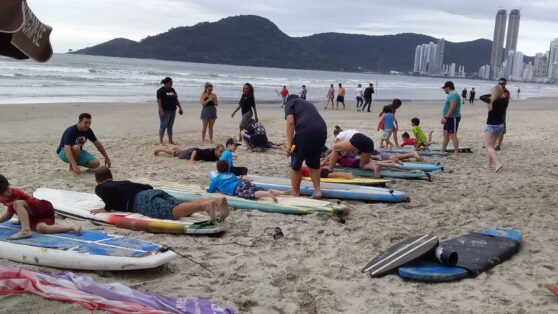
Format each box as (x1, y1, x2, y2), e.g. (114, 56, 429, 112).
(0, 0, 52, 62)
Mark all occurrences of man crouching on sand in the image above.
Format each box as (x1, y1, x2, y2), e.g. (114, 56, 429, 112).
(56, 113, 111, 175)
(91, 167, 229, 223)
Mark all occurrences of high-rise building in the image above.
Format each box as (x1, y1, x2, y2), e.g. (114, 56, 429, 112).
(548, 39, 558, 79)
(490, 10, 507, 77)
(413, 45, 421, 73)
(506, 51, 524, 81)
(432, 38, 445, 75)
(505, 9, 521, 56)
(533, 53, 548, 78)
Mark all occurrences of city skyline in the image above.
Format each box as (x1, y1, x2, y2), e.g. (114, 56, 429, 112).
(26, 0, 558, 55)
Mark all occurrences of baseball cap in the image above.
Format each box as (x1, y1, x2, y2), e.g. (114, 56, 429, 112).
(226, 138, 241, 146)
(442, 81, 455, 89)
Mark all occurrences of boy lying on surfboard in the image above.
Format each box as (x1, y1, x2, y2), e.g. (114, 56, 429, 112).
(0, 174, 82, 240)
(204, 160, 289, 202)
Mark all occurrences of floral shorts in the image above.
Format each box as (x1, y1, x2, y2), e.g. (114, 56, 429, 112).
(234, 180, 264, 199)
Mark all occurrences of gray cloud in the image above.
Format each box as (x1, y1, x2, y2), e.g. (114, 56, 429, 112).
(27, 0, 558, 55)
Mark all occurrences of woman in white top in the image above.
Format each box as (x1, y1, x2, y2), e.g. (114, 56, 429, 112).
(326, 126, 380, 178)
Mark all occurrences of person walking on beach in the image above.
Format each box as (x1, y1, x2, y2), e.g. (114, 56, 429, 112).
(461, 88, 468, 105)
(441, 81, 462, 158)
(300, 85, 307, 100)
(480, 84, 508, 173)
(377, 99, 402, 147)
(279, 86, 289, 107)
(469, 88, 476, 105)
(325, 84, 335, 109)
(362, 83, 374, 112)
(355, 84, 364, 111)
(284, 95, 327, 198)
(231, 83, 258, 141)
(56, 113, 111, 175)
(156, 77, 183, 145)
(495, 78, 510, 151)
(517, 88, 520, 98)
(200, 82, 218, 144)
(336, 83, 346, 110)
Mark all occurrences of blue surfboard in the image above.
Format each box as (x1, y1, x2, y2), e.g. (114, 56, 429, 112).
(398, 162, 443, 172)
(336, 167, 430, 180)
(398, 229, 521, 282)
(380, 149, 449, 157)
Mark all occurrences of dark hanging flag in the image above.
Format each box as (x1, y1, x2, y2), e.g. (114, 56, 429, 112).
(0, 0, 53, 62)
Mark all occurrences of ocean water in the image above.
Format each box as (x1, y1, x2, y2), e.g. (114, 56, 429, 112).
(1, 54, 557, 105)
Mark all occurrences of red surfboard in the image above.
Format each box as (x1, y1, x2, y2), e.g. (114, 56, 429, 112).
(547, 284, 558, 296)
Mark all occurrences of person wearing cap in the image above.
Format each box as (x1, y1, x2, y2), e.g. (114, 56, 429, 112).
(220, 138, 248, 177)
(157, 77, 183, 145)
(441, 81, 462, 157)
(284, 95, 327, 198)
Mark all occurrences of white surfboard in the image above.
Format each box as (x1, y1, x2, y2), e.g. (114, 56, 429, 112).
(0, 221, 176, 270)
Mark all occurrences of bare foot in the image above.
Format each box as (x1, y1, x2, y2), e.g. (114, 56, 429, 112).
(311, 192, 322, 199)
(8, 230, 32, 240)
(494, 164, 503, 173)
(270, 193, 278, 202)
(213, 197, 229, 222)
(73, 226, 83, 236)
(495, 146, 501, 151)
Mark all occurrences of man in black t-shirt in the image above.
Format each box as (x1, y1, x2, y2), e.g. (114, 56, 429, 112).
(56, 113, 111, 175)
(92, 167, 229, 222)
(154, 144, 224, 162)
(284, 95, 327, 198)
(362, 83, 375, 112)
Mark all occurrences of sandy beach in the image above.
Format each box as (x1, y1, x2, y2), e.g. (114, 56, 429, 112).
(1, 97, 557, 313)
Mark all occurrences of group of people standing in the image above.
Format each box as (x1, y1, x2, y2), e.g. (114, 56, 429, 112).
(442, 78, 510, 171)
(157, 78, 258, 146)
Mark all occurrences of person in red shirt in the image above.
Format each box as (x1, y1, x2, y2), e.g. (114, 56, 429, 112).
(400, 132, 417, 147)
(300, 166, 353, 179)
(279, 86, 289, 107)
(0, 174, 81, 240)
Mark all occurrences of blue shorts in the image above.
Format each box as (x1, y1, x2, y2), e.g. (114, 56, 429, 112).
(443, 117, 461, 134)
(134, 189, 180, 220)
(58, 149, 97, 166)
(485, 124, 505, 135)
(382, 129, 393, 140)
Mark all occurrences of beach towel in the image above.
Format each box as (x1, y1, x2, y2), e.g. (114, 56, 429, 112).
(0, 266, 233, 314)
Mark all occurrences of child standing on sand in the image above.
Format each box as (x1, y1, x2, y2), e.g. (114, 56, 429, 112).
(379, 105, 395, 148)
(0, 174, 81, 240)
(206, 161, 288, 202)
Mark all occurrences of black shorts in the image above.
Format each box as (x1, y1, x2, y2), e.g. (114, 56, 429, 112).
(336, 96, 345, 102)
(290, 131, 327, 171)
(320, 168, 332, 178)
(349, 133, 374, 153)
(443, 117, 461, 134)
(230, 166, 248, 176)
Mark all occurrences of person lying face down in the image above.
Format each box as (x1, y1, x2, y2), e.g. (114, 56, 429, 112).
(204, 160, 288, 202)
(92, 167, 229, 223)
(154, 144, 224, 162)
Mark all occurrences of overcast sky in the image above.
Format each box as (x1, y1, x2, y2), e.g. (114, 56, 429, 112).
(27, 0, 558, 56)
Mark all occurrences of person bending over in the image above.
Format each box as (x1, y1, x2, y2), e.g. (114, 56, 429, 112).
(0, 174, 81, 240)
(205, 161, 288, 202)
(154, 144, 224, 162)
(92, 167, 229, 223)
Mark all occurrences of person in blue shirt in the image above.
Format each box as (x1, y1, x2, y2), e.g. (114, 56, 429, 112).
(56, 113, 111, 175)
(220, 138, 248, 176)
(206, 161, 288, 202)
(441, 81, 462, 158)
(380, 105, 395, 148)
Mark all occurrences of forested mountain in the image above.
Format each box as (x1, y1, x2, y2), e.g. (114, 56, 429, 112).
(75, 15, 494, 73)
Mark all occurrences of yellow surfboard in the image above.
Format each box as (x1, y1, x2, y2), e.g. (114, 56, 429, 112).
(302, 177, 392, 186)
